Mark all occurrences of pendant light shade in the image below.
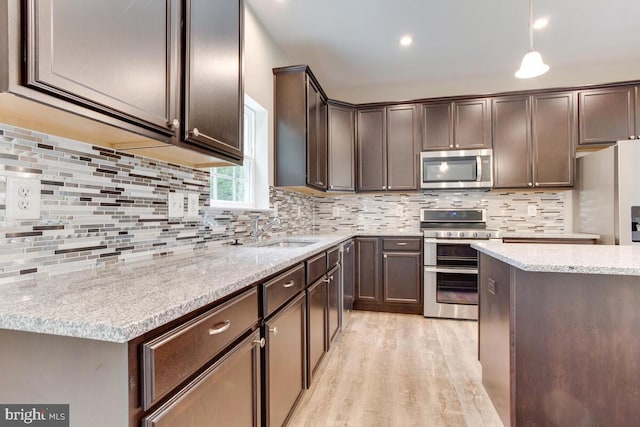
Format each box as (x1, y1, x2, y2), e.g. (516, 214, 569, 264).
(515, 0, 549, 79)
(515, 50, 549, 78)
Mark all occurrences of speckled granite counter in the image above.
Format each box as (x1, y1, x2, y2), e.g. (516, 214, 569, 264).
(0, 234, 353, 343)
(472, 241, 640, 275)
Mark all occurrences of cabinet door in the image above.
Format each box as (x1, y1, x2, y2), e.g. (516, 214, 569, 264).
(578, 86, 636, 145)
(357, 108, 386, 191)
(492, 96, 532, 189)
(306, 81, 328, 190)
(142, 330, 261, 427)
(25, 0, 179, 137)
(265, 292, 306, 427)
(183, 0, 243, 161)
(386, 104, 419, 191)
(328, 104, 356, 191)
(342, 240, 356, 312)
(355, 238, 380, 303)
(532, 92, 575, 188)
(306, 279, 327, 386)
(382, 252, 422, 304)
(454, 99, 491, 149)
(422, 102, 453, 151)
(327, 264, 341, 346)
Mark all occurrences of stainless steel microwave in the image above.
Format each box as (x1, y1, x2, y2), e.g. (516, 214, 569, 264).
(420, 149, 493, 190)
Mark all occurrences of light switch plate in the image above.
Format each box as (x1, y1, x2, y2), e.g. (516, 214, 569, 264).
(527, 205, 537, 217)
(187, 193, 199, 217)
(168, 192, 184, 218)
(6, 177, 41, 220)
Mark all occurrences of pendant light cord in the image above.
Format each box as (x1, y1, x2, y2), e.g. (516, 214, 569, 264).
(528, 0, 534, 51)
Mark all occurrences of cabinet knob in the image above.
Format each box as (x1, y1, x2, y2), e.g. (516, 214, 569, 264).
(318, 181, 324, 186)
(208, 320, 231, 335)
(383, 254, 388, 258)
(535, 182, 539, 186)
(382, 186, 387, 190)
(169, 118, 180, 129)
(252, 337, 266, 348)
(269, 327, 278, 335)
(528, 182, 533, 187)
(192, 128, 200, 137)
(631, 135, 637, 140)
(330, 185, 334, 189)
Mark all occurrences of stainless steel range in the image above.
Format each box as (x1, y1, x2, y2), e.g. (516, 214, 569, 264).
(421, 208, 499, 320)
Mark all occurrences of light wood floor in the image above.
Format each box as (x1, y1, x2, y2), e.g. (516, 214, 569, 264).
(288, 311, 503, 427)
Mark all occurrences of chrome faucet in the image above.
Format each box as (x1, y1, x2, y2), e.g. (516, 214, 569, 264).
(250, 217, 281, 242)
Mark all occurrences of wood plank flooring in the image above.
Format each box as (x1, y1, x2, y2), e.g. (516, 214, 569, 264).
(288, 311, 502, 427)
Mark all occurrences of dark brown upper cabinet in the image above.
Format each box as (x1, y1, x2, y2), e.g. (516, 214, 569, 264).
(274, 66, 328, 190)
(23, 0, 180, 139)
(307, 80, 328, 189)
(492, 92, 575, 189)
(6, 0, 244, 165)
(578, 86, 640, 145)
(327, 102, 356, 191)
(181, 0, 244, 162)
(422, 98, 491, 151)
(357, 105, 419, 191)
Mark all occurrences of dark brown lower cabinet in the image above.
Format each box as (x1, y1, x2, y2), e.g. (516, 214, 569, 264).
(265, 292, 307, 427)
(306, 278, 327, 386)
(142, 330, 262, 427)
(354, 237, 422, 314)
(327, 264, 341, 346)
(382, 251, 422, 305)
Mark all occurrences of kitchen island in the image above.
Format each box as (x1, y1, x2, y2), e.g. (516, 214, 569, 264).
(472, 242, 640, 426)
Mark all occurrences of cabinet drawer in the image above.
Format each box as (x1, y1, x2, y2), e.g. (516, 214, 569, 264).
(143, 330, 262, 427)
(141, 287, 259, 410)
(327, 246, 340, 268)
(382, 238, 421, 251)
(306, 252, 327, 286)
(264, 263, 306, 317)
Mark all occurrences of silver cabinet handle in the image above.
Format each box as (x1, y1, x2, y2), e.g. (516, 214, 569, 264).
(330, 185, 334, 189)
(329, 275, 334, 281)
(283, 280, 295, 288)
(208, 320, 231, 335)
(269, 327, 278, 335)
(169, 118, 180, 129)
(318, 181, 324, 185)
(424, 266, 478, 274)
(252, 337, 266, 348)
(192, 128, 200, 137)
(323, 278, 330, 283)
(396, 242, 407, 246)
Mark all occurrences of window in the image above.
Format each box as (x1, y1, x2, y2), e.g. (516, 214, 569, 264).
(210, 95, 268, 209)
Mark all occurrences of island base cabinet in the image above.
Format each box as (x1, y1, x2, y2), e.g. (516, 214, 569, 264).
(479, 253, 640, 426)
(265, 292, 307, 427)
(143, 330, 262, 427)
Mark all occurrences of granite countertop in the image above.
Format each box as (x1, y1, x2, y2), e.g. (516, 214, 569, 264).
(0, 234, 353, 343)
(499, 232, 600, 240)
(472, 241, 640, 276)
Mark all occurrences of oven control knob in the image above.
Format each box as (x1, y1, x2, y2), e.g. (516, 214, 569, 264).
(459, 232, 465, 238)
(446, 231, 452, 237)
(486, 232, 492, 238)
(473, 232, 478, 238)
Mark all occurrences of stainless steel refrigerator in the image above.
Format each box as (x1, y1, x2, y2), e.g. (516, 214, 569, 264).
(573, 140, 640, 245)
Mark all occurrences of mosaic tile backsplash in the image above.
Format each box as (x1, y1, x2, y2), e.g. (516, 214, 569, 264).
(0, 123, 569, 284)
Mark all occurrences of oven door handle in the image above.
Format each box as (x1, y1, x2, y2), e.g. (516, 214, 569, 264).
(424, 266, 478, 275)
(476, 155, 483, 182)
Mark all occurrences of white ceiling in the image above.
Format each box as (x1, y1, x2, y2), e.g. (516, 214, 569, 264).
(247, 0, 640, 103)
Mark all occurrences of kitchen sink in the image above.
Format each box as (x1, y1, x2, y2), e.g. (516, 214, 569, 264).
(259, 240, 317, 248)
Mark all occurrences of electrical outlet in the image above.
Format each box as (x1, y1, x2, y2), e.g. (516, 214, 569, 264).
(297, 206, 301, 218)
(168, 192, 185, 218)
(6, 177, 41, 220)
(187, 193, 199, 217)
(332, 206, 340, 217)
(527, 205, 537, 217)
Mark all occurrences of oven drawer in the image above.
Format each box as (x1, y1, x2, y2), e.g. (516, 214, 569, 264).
(141, 287, 259, 410)
(383, 238, 421, 251)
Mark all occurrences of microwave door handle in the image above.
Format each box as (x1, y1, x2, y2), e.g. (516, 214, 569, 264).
(476, 156, 482, 182)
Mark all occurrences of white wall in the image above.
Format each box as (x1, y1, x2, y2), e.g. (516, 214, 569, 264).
(331, 57, 640, 104)
(244, 4, 290, 185)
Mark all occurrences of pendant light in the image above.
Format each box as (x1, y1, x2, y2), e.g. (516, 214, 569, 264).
(515, 0, 549, 78)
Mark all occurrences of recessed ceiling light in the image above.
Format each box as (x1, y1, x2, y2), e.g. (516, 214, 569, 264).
(533, 17, 549, 29)
(400, 35, 413, 47)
